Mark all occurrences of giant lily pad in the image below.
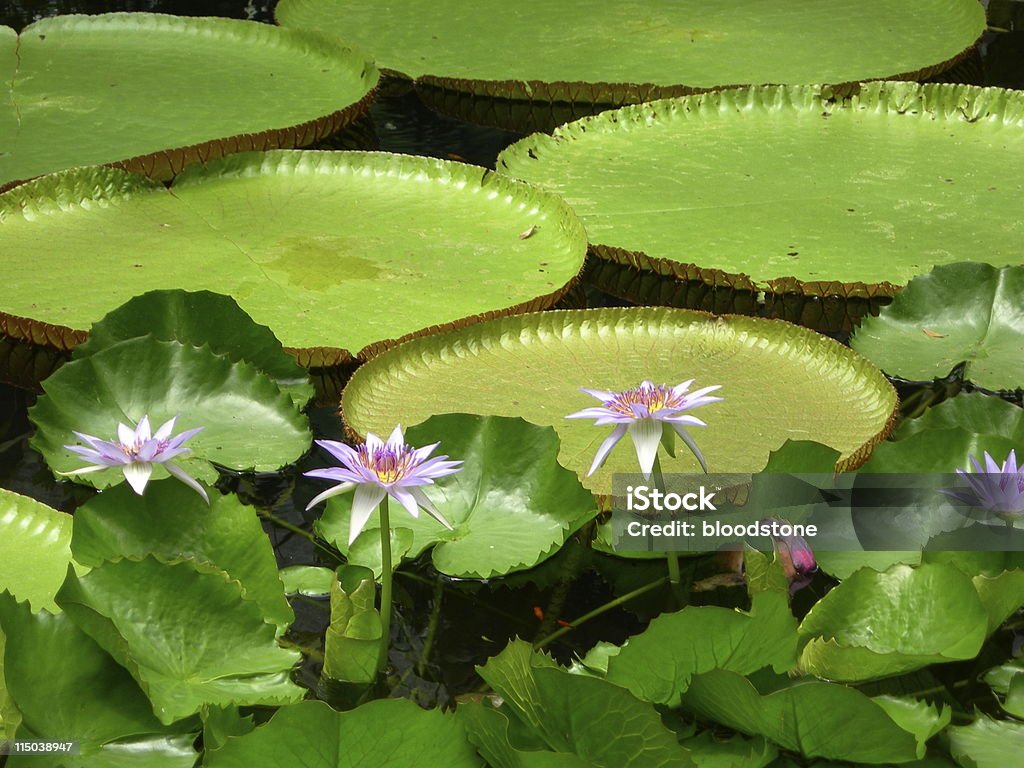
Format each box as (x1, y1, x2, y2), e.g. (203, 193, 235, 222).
(851, 263, 1024, 391)
(341, 308, 897, 494)
(498, 83, 1024, 328)
(0, 151, 587, 365)
(277, 0, 983, 131)
(0, 13, 377, 188)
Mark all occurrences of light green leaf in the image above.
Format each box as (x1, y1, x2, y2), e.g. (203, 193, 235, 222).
(680, 731, 777, 768)
(56, 557, 303, 725)
(29, 336, 312, 487)
(322, 566, 382, 684)
(0, 14, 376, 186)
(0, 152, 586, 362)
(279, 565, 335, 597)
(204, 699, 481, 768)
(317, 416, 597, 578)
(71, 482, 293, 630)
(948, 716, 1024, 768)
(798, 563, 990, 682)
(892, 393, 1024, 443)
(0, 489, 73, 613)
(681, 669, 945, 763)
(852, 264, 1024, 390)
(342, 308, 897, 497)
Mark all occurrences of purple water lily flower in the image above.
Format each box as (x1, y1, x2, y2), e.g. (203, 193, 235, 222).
(63, 415, 207, 502)
(766, 518, 818, 593)
(944, 450, 1024, 522)
(304, 425, 463, 545)
(566, 379, 723, 478)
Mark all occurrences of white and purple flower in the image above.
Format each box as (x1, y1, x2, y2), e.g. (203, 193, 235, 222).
(63, 416, 207, 502)
(944, 450, 1024, 522)
(304, 425, 463, 545)
(566, 379, 723, 478)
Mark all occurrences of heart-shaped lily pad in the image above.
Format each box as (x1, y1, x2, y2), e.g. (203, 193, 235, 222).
(277, 0, 982, 131)
(315, 415, 597, 578)
(29, 336, 312, 488)
(498, 83, 1024, 329)
(0, 151, 587, 365)
(0, 13, 377, 188)
(851, 263, 1024, 391)
(341, 307, 897, 495)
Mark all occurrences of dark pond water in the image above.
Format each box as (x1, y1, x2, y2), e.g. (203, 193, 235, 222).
(1, 0, 1022, 707)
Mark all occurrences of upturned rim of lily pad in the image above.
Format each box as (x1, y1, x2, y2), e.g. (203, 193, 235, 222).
(0, 13, 380, 192)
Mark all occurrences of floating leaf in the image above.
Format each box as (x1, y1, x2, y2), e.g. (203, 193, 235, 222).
(71, 482, 293, 631)
(947, 716, 1024, 768)
(893, 393, 1024, 443)
(278, 0, 982, 130)
(797, 563, 991, 681)
(681, 669, 948, 763)
(679, 732, 776, 768)
(0, 152, 587, 365)
(983, 661, 1024, 719)
(74, 290, 314, 408)
(316, 416, 597, 578)
(852, 264, 1024, 390)
(0, 14, 376, 187)
(279, 565, 335, 597)
(342, 308, 897, 496)
(0, 592, 195, 763)
(322, 566, 382, 684)
(471, 640, 696, 767)
(0, 489, 73, 613)
(56, 557, 303, 725)
(29, 336, 311, 488)
(498, 84, 1023, 324)
(204, 699, 481, 768)
(593, 556, 797, 707)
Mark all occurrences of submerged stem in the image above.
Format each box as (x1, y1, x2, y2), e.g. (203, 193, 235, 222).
(652, 453, 687, 607)
(378, 498, 393, 677)
(533, 576, 668, 650)
(417, 575, 445, 677)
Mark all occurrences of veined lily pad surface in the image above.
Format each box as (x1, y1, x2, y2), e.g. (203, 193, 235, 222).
(342, 307, 897, 493)
(0, 14, 378, 187)
(0, 152, 587, 365)
(498, 83, 1024, 299)
(276, 0, 982, 99)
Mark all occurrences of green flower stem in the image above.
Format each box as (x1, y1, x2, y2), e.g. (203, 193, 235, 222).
(533, 575, 668, 650)
(417, 575, 445, 677)
(651, 453, 686, 607)
(378, 498, 393, 677)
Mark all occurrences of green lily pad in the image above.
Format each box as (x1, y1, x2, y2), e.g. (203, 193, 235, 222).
(468, 640, 696, 767)
(277, 0, 981, 130)
(851, 264, 1024, 390)
(947, 717, 1024, 768)
(498, 83, 1024, 316)
(316, 415, 597, 578)
(892, 393, 1024, 442)
(70, 482, 293, 631)
(74, 290, 314, 408)
(0, 14, 377, 188)
(204, 699, 481, 768)
(279, 565, 335, 597)
(29, 336, 311, 488)
(591, 555, 798, 707)
(983, 661, 1024, 719)
(0, 592, 194, 763)
(681, 669, 949, 763)
(797, 562, 991, 682)
(342, 308, 897, 495)
(0, 489, 73, 613)
(56, 556, 304, 725)
(679, 732, 777, 768)
(0, 152, 587, 365)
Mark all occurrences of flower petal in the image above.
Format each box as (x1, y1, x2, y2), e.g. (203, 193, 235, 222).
(628, 419, 663, 479)
(164, 462, 210, 504)
(587, 423, 628, 477)
(315, 439, 360, 468)
(364, 431, 384, 454)
(386, 425, 406, 450)
(672, 424, 710, 473)
(410, 487, 454, 531)
(153, 416, 177, 443)
(57, 464, 109, 477)
(389, 486, 422, 520)
(122, 461, 153, 495)
(350, 484, 387, 545)
(135, 416, 152, 443)
(304, 481, 356, 511)
(118, 422, 136, 447)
